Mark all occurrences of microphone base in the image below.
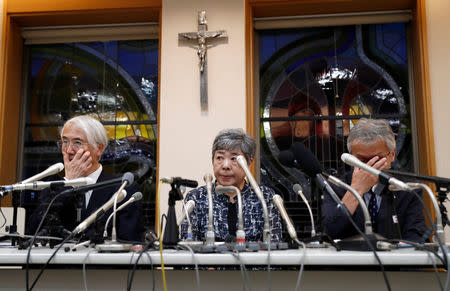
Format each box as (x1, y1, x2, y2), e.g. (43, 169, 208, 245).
(336, 233, 387, 251)
(95, 240, 132, 252)
(305, 241, 329, 248)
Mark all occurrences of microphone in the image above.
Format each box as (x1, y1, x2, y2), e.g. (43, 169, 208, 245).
(285, 142, 385, 250)
(272, 194, 297, 241)
(400, 182, 445, 244)
(325, 175, 374, 235)
(160, 177, 198, 188)
(103, 192, 143, 238)
(236, 155, 271, 244)
(20, 163, 64, 184)
(341, 153, 411, 191)
(215, 185, 245, 245)
(177, 200, 196, 226)
(72, 189, 127, 235)
(293, 184, 316, 237)
(1, 177, 94, 192)
(110, 172, 134, 241)
(203, 173, 215, 246)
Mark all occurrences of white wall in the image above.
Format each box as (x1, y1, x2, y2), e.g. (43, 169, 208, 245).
(159, 0, 246, 218)
(426, 0, 450, 240)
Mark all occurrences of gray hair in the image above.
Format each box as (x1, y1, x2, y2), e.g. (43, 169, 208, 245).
(347, 118, 396, 153)
(61, 115, 108, 150)
(212, 128, 256, 163)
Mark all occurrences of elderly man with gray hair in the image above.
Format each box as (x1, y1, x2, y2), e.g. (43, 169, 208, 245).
(28, 115, 143, 242)
(322, 118, 426, 242)
(180, 128, 282, 242)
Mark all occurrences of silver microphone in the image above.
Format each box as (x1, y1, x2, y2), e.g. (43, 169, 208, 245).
(20, 162, 64, 184)
(236, 155, 271, 244)
(203, 173, 215, 246)
(111, 172, 134, 241)
(272, 194, 297, 240)
(326, 175, 373, 235)
(177, 200, 196, 226)
(2, 177, 93, 192)
(215, 185, 245, 244)
(293, 184, 316, 237)
(403, 182, 445, 244)
(72, 189, 127, 235)
(341, 153, 411, 191)
(103, 192, 143, 237)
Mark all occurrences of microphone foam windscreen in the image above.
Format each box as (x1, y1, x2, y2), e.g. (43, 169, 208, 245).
(132, 192, 143, 200)
(291, 142, 323, 177)
(122, 172, 135, 185)
(278, 150, 296, 168)
(292, 183, 303, 193)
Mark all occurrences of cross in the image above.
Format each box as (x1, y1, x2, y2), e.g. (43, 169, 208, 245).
(179, 11, 227, 110)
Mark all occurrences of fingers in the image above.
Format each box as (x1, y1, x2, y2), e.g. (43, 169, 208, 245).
(64, 149, 93, 179)
(367, 156, 389, 171)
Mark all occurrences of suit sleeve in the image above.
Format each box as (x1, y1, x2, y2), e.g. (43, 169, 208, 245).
(321, 183, 356, 239)
(399, 189, 427, 242)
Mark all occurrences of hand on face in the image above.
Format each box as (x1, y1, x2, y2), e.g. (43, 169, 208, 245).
(63, 148, 93, 179)
(350, 155, 389, 195)
(349, 139, 395, 196)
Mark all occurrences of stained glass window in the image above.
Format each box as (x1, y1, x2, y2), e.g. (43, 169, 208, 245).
(259, 23, 413, 202)
(22, 40, 158, 230)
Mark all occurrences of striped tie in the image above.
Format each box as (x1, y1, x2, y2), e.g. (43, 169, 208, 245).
(367, 191, 378, 224)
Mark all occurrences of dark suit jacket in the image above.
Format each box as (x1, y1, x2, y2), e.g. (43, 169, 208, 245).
(28, 171, 144, 242)
(321, 171, 426, 242)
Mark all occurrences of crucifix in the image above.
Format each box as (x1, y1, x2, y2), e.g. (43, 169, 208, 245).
(179, 11, 228, 110)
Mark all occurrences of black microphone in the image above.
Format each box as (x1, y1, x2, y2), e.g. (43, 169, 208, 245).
(160, 177, 198, 188)
(60, 176, 124, 195)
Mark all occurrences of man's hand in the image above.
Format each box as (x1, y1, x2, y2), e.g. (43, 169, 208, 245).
(350, 156, 389, 196)
(63, 149, 93, 179)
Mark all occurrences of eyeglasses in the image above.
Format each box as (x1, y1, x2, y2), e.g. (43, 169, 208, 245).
(355, 152, 391, 164)
(57, 139, 89, 151)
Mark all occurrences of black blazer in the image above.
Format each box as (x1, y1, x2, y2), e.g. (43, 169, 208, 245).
(28, 171, 144, 242)
(321, 171, 426, 242)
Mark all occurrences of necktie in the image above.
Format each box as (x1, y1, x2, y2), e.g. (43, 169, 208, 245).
(367, 192, 378, 224)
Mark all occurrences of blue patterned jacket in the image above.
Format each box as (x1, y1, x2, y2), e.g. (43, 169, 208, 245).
(180, 181, 282, 242)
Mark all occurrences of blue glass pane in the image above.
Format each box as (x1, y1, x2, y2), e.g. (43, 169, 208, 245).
(22, 40, 159, 230)
(259, 24, 412, 202)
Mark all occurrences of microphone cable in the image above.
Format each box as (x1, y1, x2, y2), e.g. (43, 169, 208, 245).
(231, 249, 252, 291)
(396, 186, 448, 269)
(156, 179, 168, 291)
(29, 231, 75, 290)
(25, 190, 72, 291)
(82, 247, 95, 291)
(391, 239, 446, 291)
(324, 185, 392, 291)
(177, 243, 201, 291)
(0, 207, 6, 228)
(293, 240, 306, 291)
(127, 240, 155, 291)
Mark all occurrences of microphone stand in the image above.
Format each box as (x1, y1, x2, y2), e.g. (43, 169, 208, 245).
(9, 190, 21, 246)
(162, 183, 184, 246)
(323, 174, 387, 251)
